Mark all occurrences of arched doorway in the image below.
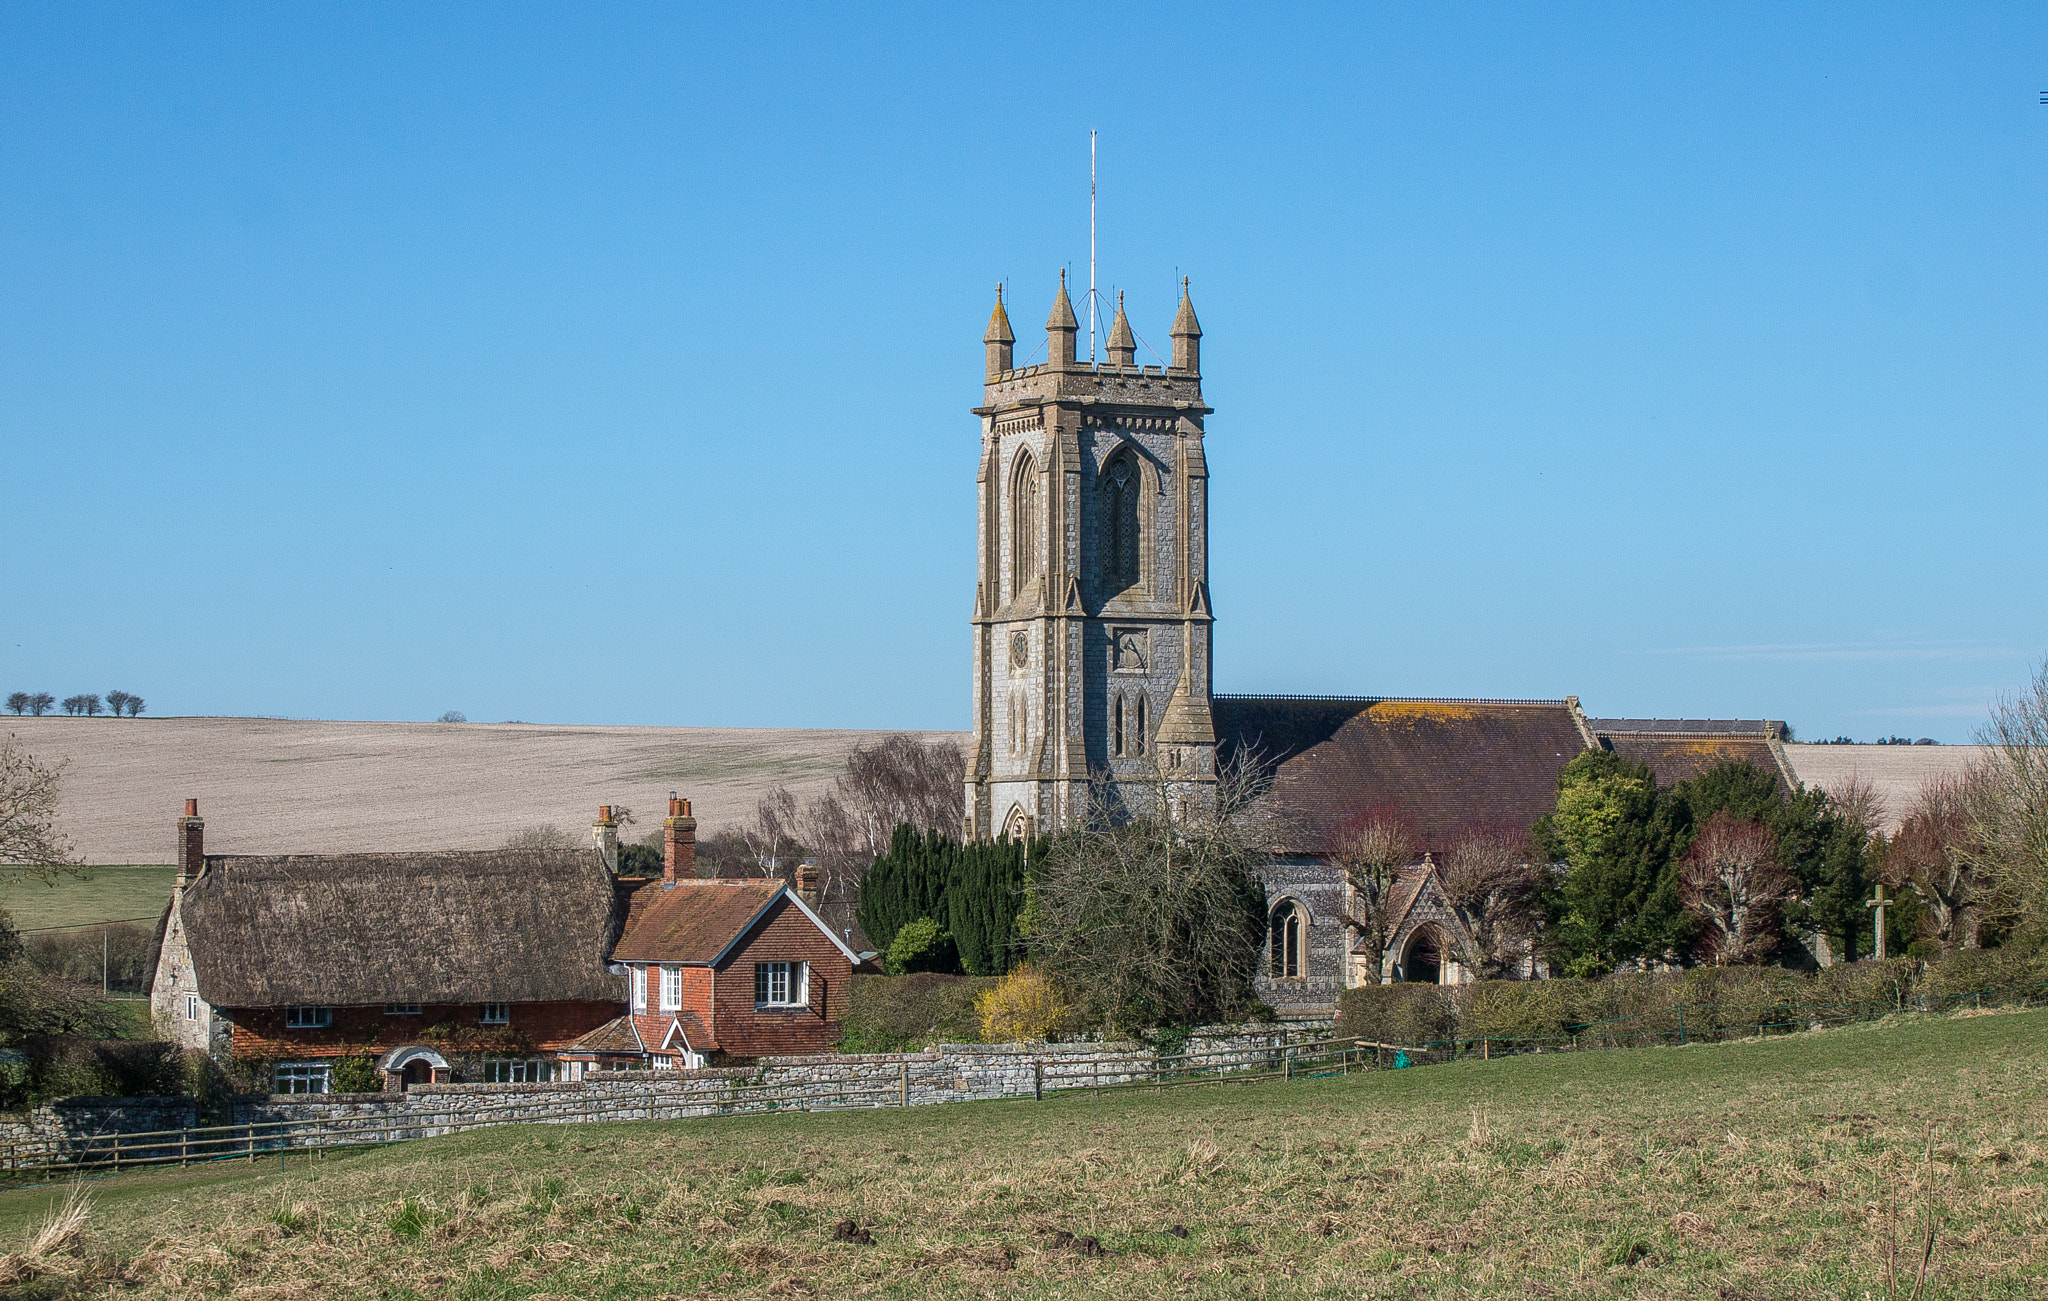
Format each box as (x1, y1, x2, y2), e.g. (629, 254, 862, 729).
(1402, 927, 1442, 985)
(379, 1044, 451, 1090)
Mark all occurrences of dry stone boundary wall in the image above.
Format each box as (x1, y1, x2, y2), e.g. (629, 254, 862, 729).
(3, 1029, 1315, 1162)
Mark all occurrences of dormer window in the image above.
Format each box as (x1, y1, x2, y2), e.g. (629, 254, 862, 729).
(285, 1005, 331, 1029)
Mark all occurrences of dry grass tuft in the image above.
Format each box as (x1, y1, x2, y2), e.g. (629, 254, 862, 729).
(0, 1184, 91, 1285)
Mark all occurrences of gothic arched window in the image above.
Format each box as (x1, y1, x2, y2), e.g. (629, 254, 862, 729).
(1101, 451, 1140, 595)
(1111, 696, 1124, 758)
(1132, 693, 1147, 757)
(1010, 450, 1038, 601)
(1269, 899, 1303, 979)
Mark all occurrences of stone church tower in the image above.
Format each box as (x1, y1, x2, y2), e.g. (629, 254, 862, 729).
(964, 274, 1218, 839)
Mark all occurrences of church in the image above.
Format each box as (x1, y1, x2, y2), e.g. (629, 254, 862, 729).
(961, 274, 1796, 1019)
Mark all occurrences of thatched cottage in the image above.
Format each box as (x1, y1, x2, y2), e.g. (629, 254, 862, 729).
(148, 796, 855, 1093)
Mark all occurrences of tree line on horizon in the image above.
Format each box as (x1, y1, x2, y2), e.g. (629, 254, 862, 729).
(5, 691, 145, 718)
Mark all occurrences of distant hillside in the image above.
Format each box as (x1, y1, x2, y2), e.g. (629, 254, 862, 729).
(3, 717, 971, 864)
(1780, 741, 1986, 834)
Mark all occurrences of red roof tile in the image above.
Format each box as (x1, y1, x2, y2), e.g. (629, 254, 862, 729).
(611, 880, 784, 965)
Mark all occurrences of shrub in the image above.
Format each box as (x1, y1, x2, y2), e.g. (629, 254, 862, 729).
(882, 917, 956, 976)
(1334, 985, 1456, 1049)
(975, 964, 1068, 1043)
(331, 1049, 381, 1094)
(837, 973, 997, 1052)
(23, 1037, 187, 1100)
(1456, 979, 1574, 1044)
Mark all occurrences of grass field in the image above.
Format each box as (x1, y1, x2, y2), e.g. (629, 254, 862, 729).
(2, 1008, 2042, 1299)
(0, 867, 176, 934)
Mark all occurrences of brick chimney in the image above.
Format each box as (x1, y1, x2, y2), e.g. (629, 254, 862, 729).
(794, 858, 820, 908)
(662, 794, 695, 885)
(175, 798, 204, 887)
(591, 805, 619, 874)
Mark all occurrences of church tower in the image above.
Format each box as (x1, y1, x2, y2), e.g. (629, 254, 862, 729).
(965, 275, 1217, 839)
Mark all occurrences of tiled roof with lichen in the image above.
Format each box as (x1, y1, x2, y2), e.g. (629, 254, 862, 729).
(1215, 695, 1590, 855)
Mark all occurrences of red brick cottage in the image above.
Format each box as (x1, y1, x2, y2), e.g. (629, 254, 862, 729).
(562, 798, 856, 1069)
(148, 800, 632, 1092)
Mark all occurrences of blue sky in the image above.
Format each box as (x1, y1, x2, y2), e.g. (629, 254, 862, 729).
(3, 4, 2044, 741)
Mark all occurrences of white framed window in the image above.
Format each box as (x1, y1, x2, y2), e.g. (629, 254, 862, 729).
(754, 961, 808, 1008)
(630, 965, 647, 1013)
(274, 1062, 331, 1094)
(285, 1005, 332, 1029)
(479, 1002, 511, 1025)
(479, 1058, 551, 1084)
(184, 994, 199, 1022)
(660, 965, 681, 1012)
(384, 1003, 421, 1016)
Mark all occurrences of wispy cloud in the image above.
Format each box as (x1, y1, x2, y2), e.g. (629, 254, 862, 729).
(1644, 642, 2017, 664)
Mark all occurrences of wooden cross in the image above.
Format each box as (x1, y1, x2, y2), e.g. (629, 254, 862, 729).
(1866, 883, 1891, 960)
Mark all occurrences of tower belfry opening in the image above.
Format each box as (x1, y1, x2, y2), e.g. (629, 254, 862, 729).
(965, 274, 1216, 838)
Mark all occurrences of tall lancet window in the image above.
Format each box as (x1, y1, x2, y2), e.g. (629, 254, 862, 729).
(1102, 451, 1141, 594)
(1010, 450, 1039, 601)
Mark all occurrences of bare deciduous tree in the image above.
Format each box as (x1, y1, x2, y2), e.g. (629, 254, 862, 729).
(1679, 812, 1790, 965)
(1889, 769, 1989, 948)
(1, 742, 86, 886)
(27, 694, 54, 717)
(1969, 656, 2048, 941)
(123, 695, 144, 718)
(104, 691, 131, 718)
(1822, 774, 1888, 843)
(500, 824, 578, 851)
(1440, 824, 1542, 978)
(1331, 805, 1417, 986)
(1023, 752, 1275, 1032)
(4, 694, 27, 717)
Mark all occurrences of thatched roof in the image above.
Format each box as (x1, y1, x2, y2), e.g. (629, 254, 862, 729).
(175, 849, 626, 1007)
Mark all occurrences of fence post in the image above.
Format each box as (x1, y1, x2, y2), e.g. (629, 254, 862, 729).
(1033, 1059, 1043, 1101)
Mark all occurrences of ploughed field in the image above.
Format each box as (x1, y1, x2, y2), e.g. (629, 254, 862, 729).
(3, 1009, 2042, 1298)
(4, 717, 969, 863)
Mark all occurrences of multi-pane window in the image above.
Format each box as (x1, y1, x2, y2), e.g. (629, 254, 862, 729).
(480, 1058, 552, 1084)
(184, 994, 199, 1022)
(274, 1062, 331, 1094)
(630, 965, 647, 1013)
(384, 1003, 421, 1016)
(1102, 454, 1140, 593)
(660, 965, 681, 1012)
(754, 961, 808, 1008)
(285, 1006, 332, 1029)
(1010, 451, 1039, 599)
(479, 1002, 511, 1025)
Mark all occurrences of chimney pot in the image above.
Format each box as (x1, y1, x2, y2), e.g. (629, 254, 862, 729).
(184, 798, 198, 817)
(598, 804, 612, 823)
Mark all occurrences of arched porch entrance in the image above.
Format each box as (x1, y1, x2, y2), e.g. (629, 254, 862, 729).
(378, 1044, 451, 1090)
(1400, 926, 1444, 985)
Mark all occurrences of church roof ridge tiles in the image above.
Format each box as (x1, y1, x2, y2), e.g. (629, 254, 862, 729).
(1215, 692, 1571, 708)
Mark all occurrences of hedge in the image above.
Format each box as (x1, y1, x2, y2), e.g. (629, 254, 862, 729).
(836, 973, 999, 1053)
(1335, 946, 2048, 1055)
